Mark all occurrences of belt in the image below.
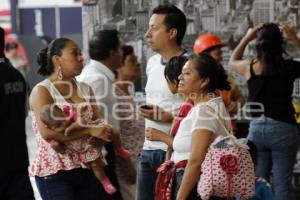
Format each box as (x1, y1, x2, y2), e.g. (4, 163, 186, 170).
(175, 160, 187, 169)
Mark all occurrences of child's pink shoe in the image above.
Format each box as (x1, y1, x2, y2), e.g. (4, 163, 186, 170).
(101, 177, 117, 195)
(115, 147, 132, 159)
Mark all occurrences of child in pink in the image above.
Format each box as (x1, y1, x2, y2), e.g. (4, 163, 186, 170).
(40, 104, 132, 195)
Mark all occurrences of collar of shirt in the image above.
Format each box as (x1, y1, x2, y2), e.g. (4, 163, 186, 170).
(88, 59, 116, 82)
(160, 49, 189, 65)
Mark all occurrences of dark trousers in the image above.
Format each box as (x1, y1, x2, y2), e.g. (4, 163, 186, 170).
(36, 167, 122, 200)
(0, 168, 35, 200)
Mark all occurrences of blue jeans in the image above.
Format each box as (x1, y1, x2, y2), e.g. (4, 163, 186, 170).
(173, 169, 199, 200)
(35, 168, 120, 200)
(248, 116, 298, 200)
(136, 150, 166, 200)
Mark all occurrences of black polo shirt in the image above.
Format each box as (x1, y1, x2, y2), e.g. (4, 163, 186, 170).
(0, 57, 29, 172)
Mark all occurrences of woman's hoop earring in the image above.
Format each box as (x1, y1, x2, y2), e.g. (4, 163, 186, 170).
(58, 66, 63, 80)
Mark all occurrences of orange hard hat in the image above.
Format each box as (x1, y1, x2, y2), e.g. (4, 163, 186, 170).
(193, 33, 227, 54)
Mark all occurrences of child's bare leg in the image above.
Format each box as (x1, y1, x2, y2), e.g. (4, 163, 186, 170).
(112, 129, 132, 159)
(90, 158, 117, 195)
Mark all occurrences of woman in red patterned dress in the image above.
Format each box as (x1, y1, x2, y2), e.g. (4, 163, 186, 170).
(29, 38, 116, 200)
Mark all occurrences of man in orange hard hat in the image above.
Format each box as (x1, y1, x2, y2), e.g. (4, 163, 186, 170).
(194, 33, 245, 134)
(193, 33, 227, 62)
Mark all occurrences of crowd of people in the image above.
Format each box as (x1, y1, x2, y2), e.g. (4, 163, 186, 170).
(1, 3, 300, 200)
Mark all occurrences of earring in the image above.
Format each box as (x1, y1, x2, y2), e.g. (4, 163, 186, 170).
(58, 66, 63, 80)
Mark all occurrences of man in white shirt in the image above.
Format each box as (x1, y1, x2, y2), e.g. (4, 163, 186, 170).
(137, 4, 188, 200)
(77, 30, 124, 200)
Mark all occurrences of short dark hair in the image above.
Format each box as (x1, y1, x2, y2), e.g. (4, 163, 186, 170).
(89, 29, 120, 60)
(164, 56, 187, 84)
(152, 4, 186, 45)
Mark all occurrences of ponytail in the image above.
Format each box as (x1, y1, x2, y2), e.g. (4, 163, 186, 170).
(216, 64, 231, 91)
(37, 47, 52, 76)
(36, 38, 71, 76)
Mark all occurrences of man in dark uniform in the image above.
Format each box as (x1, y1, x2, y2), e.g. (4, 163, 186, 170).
(0, 27, 35, 199)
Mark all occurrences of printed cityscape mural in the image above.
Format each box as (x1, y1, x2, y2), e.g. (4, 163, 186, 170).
(82, 0, 300, 99)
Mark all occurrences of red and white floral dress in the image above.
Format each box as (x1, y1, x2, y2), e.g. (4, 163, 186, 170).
(29, 79, 101, 177)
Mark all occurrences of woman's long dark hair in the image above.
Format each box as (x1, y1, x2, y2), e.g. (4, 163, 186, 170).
(256, 23, 285, 75)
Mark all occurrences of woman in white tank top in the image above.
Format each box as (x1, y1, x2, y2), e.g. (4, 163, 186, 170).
(29, 38, 117, 200)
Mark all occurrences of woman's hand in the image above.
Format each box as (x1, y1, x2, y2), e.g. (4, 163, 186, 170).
(282, 24, 299, 42)
(243, 27, 258, 42)
(282, 23, 300, 51)
(89, 124, 113, 142)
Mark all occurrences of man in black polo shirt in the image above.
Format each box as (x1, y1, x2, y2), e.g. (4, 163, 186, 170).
(0, 27, 34, 199)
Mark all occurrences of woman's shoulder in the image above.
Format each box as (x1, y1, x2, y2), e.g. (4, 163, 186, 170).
(195, 97, 224, 108)
(29, 82, 53, 110)
(31, 80, 51, 97)
(192, 97, 228, 119)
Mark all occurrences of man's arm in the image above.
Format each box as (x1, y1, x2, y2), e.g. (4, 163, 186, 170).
(139, 105, 173, 123)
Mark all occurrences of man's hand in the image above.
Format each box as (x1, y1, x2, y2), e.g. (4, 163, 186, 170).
(139, 105, 173, 122)
(89, 124, 113, 142)
(145, 127, 166, 142)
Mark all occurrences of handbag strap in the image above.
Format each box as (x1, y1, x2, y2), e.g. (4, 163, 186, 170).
(205, 105, 239, 146)
(165, 119, 176, 161)
(206, 105, 233, 136)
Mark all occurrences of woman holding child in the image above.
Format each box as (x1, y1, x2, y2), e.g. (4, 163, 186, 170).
(29, 38, 118, 199)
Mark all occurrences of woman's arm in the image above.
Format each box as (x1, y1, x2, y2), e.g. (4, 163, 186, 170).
(229, 27, 258, 79)
(30, 85, 90, 142)
(176, 129, 214, 200)
(145, 127, 173, 147)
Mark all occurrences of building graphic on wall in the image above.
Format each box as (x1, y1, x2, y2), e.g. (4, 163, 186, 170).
(82, 0, 300, 99)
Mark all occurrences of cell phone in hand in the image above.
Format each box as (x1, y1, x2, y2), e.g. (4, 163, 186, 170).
(140, 104, 153, 110)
